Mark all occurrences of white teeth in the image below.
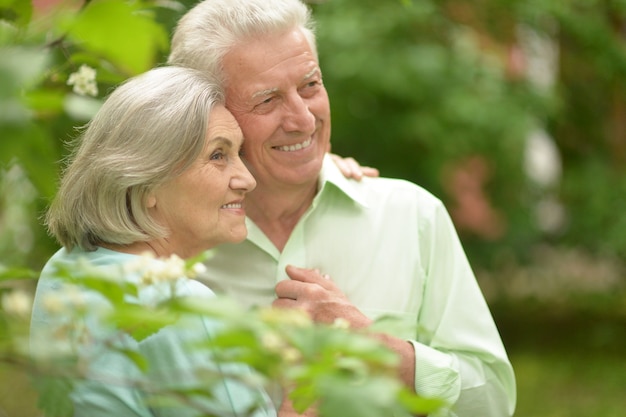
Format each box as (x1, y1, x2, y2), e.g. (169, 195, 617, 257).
(274, 138, 312, 152)
(221, 203, 242, 209)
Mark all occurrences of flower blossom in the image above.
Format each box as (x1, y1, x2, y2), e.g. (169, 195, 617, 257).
(331, 317, 351, 329)
(139, 254, 187, 286)
(2, 289, 33, 318)
(41, 284, 88, 316)
(67, 64, 98, 97)
(187, 262, 207, 278)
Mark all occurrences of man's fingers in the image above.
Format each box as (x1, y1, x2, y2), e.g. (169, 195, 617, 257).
(275, 278, 303, 300)
(285, 265, 333, 288)
(272, 297, 299, 309)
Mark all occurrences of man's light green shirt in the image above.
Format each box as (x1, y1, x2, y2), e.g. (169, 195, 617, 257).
(202, 155, 516, 417)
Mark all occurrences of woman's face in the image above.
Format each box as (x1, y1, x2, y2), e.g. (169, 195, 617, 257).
(148, 105, 256, 258)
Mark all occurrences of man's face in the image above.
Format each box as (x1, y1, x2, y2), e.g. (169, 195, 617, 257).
(221, 28, 331, 190)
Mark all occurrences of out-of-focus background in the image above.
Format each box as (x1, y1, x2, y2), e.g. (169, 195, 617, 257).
(1, 0, 625, 416)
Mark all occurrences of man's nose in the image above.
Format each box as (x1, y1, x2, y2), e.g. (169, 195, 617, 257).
(281, 93, 316, 133)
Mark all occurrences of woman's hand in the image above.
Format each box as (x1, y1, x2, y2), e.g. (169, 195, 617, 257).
(329, 153, 379, 181)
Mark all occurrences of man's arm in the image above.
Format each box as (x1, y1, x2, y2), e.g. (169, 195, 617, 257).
(273, 265, 415, 388)
(273, 264, 515, 417)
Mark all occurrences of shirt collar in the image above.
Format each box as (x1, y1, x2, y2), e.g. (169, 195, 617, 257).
(315, 153, 369, 208)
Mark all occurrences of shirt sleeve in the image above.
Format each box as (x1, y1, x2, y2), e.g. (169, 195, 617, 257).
(410, 202, 516, 417)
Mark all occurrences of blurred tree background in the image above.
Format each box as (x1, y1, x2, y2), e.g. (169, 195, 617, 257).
(1, 0, 625, 416)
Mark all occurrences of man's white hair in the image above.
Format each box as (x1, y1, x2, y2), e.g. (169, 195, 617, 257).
(168, 0, 317, 89)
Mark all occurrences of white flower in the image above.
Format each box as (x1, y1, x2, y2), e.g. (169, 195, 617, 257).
(331, 317, 351, 329)
(187, 262, 207, 278)
(140, 254, 186, 285)
(123, 251, 157, 275)
(283, 347, 301, 363)
(64, 285, 87, 311)
(524, 128, 562, 188)
(67, 64, 98, 97)
(261, 331, 284, 351)
(42, 293, 65, 314)
(41, 285, 87, 315)
(1, 289, 32, 318)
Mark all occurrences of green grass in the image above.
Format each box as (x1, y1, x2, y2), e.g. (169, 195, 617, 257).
(493, 297, 626, 417)
(511, 350, 626, 417)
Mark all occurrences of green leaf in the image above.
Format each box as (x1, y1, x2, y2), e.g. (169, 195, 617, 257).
(64, 0, 169, 75)
(0, 46, 50, 93)
(51, 261, 137, 305)
(24, 89, 66, 113)
(397, 387, 445, 415)
(0, 0, 33, 26)
(108, 304, 179, 342)
(0, 123, 59, 198)
(0, 266, 38, 281)
(113, 346, 149, 372)
(32, 375, 74, 417)
(317, 375, 402, 417)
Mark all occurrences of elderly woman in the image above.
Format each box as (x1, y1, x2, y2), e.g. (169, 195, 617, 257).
(29, 66, 274, 417)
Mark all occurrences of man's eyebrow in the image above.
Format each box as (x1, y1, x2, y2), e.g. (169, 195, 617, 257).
(252, 87, 279, 99)
(302, 67, 320, 81)
(250, 67, 321, 99)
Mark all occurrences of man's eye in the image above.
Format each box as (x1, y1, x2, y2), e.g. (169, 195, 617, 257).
(253, 96, 276, 113)
(300, 81, 321, 96)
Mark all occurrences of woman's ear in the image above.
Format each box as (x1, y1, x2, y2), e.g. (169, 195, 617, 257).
(146, 194, 157, 208)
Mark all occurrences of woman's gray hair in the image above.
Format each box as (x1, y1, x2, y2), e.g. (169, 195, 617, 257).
(167, 0, 317, 88)
(47, 66, 223, 251)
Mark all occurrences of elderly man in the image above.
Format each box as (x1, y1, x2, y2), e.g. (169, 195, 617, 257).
(168, 1, 516, 416)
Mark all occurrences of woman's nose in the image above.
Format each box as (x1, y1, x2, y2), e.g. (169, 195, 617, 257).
(231, 157, 256, 192)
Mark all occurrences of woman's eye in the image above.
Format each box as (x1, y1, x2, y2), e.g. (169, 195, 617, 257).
(210, 151, 224, 161)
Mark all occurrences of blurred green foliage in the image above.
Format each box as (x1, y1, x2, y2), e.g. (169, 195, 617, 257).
(0, 0, 184, 269)
(312, 0, 626, 268)
(0, 0, 625, 269)
(1, 256, 440, 417)
(1, 1, 625, 416)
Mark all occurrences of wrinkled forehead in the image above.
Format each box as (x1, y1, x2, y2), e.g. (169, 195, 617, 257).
(221, 28, 319, 93)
